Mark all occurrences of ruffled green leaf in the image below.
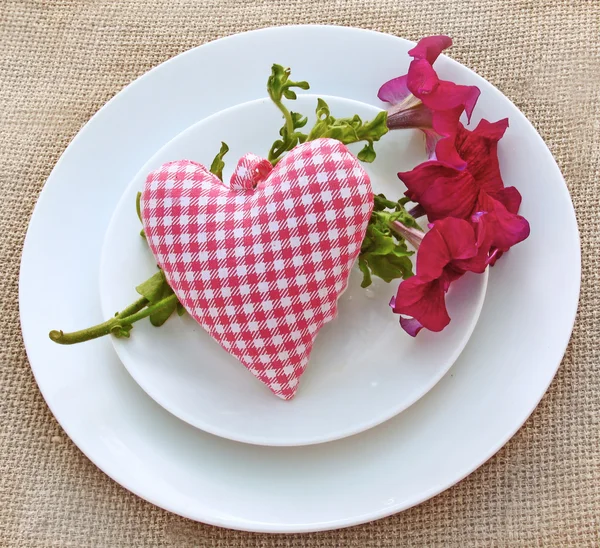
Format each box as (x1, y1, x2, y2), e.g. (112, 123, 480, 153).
(358, 194, 421, 286)
(291, 111, 308, 129)
(209, 141, 229, 181)
(357, 142, 376, 163)
(267, 64, 311, 165)
(307, 99, 388, 163)
(358, 256, 372, 288)
(110, 323, 133, 338)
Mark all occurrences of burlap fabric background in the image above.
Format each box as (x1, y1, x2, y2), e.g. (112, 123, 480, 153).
(1, 1, 598, 546)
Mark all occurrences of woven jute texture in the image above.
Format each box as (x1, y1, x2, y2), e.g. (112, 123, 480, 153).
(1, 1, 599, 546)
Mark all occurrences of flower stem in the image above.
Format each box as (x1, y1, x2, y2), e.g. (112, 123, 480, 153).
(118, 296, 149, 318)
(267, 93, 295, 164)
(49, 294, 178, 345)
(275, 96, 295, 138)
(408, 204, 426, 219)
(389, 220, 425, 249)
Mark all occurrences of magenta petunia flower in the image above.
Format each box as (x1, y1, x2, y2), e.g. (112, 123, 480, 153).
(390, 215, 492, 336)
(398, 118, 530, 255)
(378, 35, 480, 169)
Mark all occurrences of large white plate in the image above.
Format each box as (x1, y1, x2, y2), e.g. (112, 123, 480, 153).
(19, 26, 580, 532)
(100, 94, 488, 446)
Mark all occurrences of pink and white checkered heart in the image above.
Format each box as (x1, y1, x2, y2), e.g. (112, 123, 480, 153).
(140, 138, 373, 399)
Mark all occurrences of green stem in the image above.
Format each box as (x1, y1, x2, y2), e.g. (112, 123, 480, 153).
(49, 294, 178, 345)
(267, 90, 295, 165)
(119, 294, 178, 324)
(117, 296, 148, 318)
(271, 95, 294, 137)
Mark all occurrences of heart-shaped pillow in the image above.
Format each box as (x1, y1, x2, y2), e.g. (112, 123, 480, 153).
(140, 138, 373, 399)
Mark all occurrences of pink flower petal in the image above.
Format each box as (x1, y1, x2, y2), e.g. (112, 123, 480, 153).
(477, 192, 531, 251)
(495, 186, 522, 214)
(422, 81, 481, 119)
(386, 101, 433, 130)
(391, 216, 487, 336)
(411, 217, 478, 281)
(414, 81, 481, 169)
(455, 119, 508, 194)
(467, 117, 509, 141)
(408, 35, 453, 65)
(399, 316, 425, 337)
(442, 268, 465, 286)
(414, 228, 452, 279)
(394, 276, 451, 332)
(451, 238, 491, 275)
(462, 86, 480, 122)
(399, 115, 529, 263)
(407, 59, 441, 97)
(378, 74, 411, 105)
(487, 249, 503, 266)
(434, 125, 468, 170)
(471, 211, 491, 249)
(432, 218, 479, 261)
(423, 129, 441, 158)
(399, 162, 479, 221)
(378, 35, 479, 170)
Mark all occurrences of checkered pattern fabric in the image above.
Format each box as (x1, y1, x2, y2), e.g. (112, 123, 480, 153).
(140, 138, 373, 399)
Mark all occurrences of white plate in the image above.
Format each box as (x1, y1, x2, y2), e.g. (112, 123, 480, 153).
(19, 26, 580, 532)
(100, 94, 488, 446)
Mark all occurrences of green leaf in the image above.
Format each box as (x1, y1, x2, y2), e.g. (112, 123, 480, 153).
(176, 302, 186, 316)
(134, 270, 180, 326)
(374, 194, 423, 230)
(359, 247, 414, 284)
(149, 283, 177, 327)
(361, 249, 414, 283)
(110, 323, 133, 338)
(356, 111, 388, 143)
(209, 141, 229, 181)
(136, 191, 146, 238)
(357, 142, 376, 163)
(291, 111, 308, 129)
(266, 67, 387, 165)
(135, 270, 168, 303)
(358, 193, 423, 285)
(373, 193, 399, 211)
(266, 64, 311, 164)
(315, 97, 330, 119)
(267, 64, 308, 102)
(389, 206, 423, 231)
(358, 256, 373, 288)
(306, 98, 388, 162)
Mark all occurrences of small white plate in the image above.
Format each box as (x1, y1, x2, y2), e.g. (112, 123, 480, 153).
(20, 26, 579, 532)
(100, 95, 488, 446)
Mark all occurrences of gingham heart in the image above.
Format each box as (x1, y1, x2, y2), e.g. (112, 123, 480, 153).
(140, 138, 373, 399)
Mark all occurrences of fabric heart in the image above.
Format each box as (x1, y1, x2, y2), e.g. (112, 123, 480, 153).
(140, 138, 373, 399)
